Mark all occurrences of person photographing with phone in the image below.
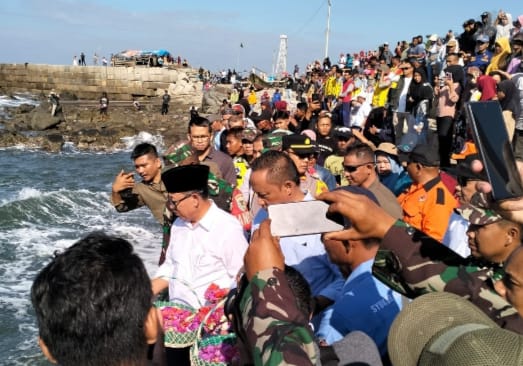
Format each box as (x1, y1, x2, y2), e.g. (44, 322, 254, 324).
(249, 150, 344, 331)
(434, 54, 464, 167)
(111, 143, 167, 224)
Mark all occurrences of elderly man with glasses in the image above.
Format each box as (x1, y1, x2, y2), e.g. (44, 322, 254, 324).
(153, 164, 248, 366)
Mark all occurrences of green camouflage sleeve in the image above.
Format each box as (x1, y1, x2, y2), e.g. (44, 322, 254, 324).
(373, 221, 523, 334)
(240, 268, 317, 366)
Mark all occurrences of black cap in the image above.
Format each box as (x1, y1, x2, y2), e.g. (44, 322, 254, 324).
(512, 33, 523, 44)
(282, 134, 316, 154)
(399, 144, 440, 167)
(251, 109, 272, 124)
(333, 126, 353, 139)
(162, 165, 209, 193)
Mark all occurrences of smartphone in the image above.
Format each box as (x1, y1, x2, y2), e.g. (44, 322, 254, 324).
(311, 93, 320, 102)
(465, 101, 523, 200)
(268, 200, 344, 237)
(445, 72, 453, 81)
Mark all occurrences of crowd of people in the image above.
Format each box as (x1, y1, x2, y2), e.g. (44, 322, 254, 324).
(31, 8, 523, 366)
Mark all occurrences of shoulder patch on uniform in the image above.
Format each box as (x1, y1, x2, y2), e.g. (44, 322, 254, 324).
(436, 187, 445, 205)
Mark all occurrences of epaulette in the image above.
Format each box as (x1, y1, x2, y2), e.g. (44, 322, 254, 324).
(436, 187, 445, 205)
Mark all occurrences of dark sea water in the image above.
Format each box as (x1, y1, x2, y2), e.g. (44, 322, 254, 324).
(0, 95, 167, 365)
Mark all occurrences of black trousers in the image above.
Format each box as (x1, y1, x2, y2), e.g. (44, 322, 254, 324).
(437, 116, 454, 167)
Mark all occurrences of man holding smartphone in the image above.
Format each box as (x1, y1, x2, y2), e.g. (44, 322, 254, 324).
(111, 143, 166, 224)
(249, 151, 344, 327)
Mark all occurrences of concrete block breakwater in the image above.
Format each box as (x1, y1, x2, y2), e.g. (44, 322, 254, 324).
(0, 64, 203, 105)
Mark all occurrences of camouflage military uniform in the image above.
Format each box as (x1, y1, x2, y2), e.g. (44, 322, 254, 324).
(240, 268, 318, 366)
(373, 220, 523, 334)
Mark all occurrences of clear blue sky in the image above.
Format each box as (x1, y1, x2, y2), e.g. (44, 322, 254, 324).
(0, 1, 520, 75)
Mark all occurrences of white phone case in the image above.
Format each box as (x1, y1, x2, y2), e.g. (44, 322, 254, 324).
(268, 200, 344, 237)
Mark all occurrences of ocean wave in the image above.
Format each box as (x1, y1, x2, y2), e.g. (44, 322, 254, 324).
(121, 131, 165, 151)
(0, 188, 113, 229)
(0, 93, 40, 108)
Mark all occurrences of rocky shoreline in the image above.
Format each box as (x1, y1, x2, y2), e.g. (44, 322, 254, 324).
(0, 86, 230, 152)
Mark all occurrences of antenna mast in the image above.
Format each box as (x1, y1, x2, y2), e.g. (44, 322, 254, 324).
(325, 0, 331, 59)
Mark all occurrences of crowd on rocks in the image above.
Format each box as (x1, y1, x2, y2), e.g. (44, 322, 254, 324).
(30, 8, 523, 366)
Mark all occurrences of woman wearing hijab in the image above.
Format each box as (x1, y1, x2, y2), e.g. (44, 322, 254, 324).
(497, 79, 521, 142)
(374, 143, 412, 196)
(407, 68, 434, 144)
(486, 37, 512, 75)
(434, 64, 464, 167)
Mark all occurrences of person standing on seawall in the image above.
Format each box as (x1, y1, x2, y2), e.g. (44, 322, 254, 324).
(80, 52, 86, 66)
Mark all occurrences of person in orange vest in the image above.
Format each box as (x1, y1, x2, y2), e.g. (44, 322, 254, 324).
(397, 144, 457, 242)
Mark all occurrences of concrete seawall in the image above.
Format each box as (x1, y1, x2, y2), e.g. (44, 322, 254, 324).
(0, 63, 203, 105)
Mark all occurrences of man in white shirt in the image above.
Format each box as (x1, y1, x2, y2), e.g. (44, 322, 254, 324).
(390, 61, 414, 143)
(350, 93, 372, 129)
(152, 164, 248, 365)
(153, 164, 247, 304)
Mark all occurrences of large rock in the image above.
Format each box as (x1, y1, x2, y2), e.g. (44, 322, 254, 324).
(201, 88, 229, 113)
(30, 102, 64, 130)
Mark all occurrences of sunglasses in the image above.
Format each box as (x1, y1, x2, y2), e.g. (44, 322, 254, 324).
(343, 161, 374, 172)
(292, 152, 316, 159)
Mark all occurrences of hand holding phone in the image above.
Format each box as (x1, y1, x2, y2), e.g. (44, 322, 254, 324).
(465, 101, 523, 200)
(268, 200, 344, 237)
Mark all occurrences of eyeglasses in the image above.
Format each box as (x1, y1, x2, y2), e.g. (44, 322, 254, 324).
(167, 193, 192, 211)
(343, 161, 374, 172)
(400, 66, 412, 70)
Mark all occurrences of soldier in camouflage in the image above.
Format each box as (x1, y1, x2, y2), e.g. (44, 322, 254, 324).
(238, 219, 385, 365)
(319, 189, 523, 334)
(241, 220, 318, 365)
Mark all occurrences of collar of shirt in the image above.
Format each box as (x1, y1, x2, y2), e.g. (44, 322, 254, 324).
(142, 179, 166, 192)
(179, 201, 216, 231)
(346, 258, 374, 285)
(196, 201, 217, 231)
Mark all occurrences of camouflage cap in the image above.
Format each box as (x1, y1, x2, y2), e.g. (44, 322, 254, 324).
(455, 192, 503, 225)
(262, 131, 293, 151)
(241, 128, 260, 143)
(163, 143, 194, 167)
